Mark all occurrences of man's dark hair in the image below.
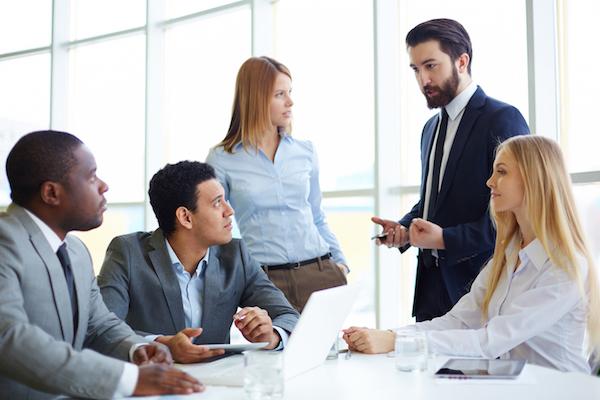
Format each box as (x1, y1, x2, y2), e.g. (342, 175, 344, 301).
(148, 161, 216, 236)
(406, 18, 473, 74)
(6, 130, 83, 207)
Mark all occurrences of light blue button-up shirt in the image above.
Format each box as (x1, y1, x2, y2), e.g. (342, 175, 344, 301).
(206, 133, 347, 266)
(165, 240, 208, 328)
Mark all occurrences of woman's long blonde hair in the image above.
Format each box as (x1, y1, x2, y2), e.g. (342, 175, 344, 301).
(219, 56, 292, 153)
(482, 135, 600, 350)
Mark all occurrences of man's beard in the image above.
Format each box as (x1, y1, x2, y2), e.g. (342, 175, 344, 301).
(423, 66, 460, 109)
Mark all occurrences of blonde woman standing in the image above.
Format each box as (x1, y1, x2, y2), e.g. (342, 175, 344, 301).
(343, 135, 600, 373)
(206, 57, 347, 312)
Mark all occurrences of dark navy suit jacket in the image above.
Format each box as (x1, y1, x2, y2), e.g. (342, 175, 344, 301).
(399, 86, 530, 316)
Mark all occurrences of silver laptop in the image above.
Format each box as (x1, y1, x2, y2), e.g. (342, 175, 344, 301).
(181, 284, 360, 386)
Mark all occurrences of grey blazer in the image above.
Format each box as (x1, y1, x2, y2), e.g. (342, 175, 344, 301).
(0, 205, 145, 400)
(98, 230, 299, 343)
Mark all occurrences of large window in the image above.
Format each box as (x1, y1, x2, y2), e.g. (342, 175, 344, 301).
(165, 0, 240, 19)
(67, 35, 146, 203)
(558, 0, 600, 267)
(70, 0, 146, 40)
(558, 0, 600, 173)
(0, 53, 51, 203)
(273, 0, 375, 327)
(273, 0, 375, 192)
(164, 6, 251, 164)
(0, 0, 51, 54)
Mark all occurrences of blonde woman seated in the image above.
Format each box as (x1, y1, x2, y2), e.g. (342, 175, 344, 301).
(343, 135, 600, 373)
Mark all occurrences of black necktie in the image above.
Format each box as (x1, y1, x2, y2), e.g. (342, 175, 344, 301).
(427, 108, 449, 215)
(56, 243, 78, 333)
(422, 109, 449, 268)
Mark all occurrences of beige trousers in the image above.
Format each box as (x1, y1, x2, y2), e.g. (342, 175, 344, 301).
(264, 258, 347, 313)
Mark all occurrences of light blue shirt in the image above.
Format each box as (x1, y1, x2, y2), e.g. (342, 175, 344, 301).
(206, 133, 347, 266)
(163, 239, 289, 349)
(165, 240, 208, 328)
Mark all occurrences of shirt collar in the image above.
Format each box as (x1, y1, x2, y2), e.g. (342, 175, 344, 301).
(278, 129, 293, 142)
(233, 141, 244, 151)
(509, 237, 549, 271)
(444, 81, 478, 120)
(232, 130, 293, 151)
(164, 238, 209, 275)
(24, 209, 64, 253)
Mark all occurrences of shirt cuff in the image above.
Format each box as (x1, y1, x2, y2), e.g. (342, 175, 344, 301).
(340, 263, 350, 274)
(114, 362, 139, 398)
(128, 342, 148, 361)
(145, 334, 160, 342)
(333, 255, 348, 267)
(272, 326, 289, 350)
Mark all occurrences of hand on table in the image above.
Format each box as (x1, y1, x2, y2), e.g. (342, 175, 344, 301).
(342, 326, 395, 354)
(155, 328, 225, 363)
(132, 342, 172, 366)
(133, 364, 204, 396)
(234, 307, 281, 350)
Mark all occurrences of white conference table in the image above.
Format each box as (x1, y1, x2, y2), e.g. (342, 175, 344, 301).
(134, 353, 600, 400)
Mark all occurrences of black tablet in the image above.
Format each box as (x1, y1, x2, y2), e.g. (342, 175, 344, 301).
(434, 358, 526, 379)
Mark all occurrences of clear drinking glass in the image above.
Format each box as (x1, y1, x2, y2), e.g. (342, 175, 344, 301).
(326, 336, 339, 360)
(244, 350, 284, 400)
(394, 329, 428, 372)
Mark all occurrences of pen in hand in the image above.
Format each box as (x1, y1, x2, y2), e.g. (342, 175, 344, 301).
(370, 232, 388, 241)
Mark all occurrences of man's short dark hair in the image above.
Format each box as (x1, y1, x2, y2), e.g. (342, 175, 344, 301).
(406, 18, 473, 74)
(148, 161, 216, 236)
(6, 130, 83, 207)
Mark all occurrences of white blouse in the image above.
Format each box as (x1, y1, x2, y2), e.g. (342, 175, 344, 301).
(415, 238, 591, 373)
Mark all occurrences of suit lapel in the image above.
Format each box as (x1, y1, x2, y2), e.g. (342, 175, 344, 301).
(200, 246, 222, 329)
(10, 205, 74, 343)
(434, 87, 486, 215)
(419, 117, 439, 216)
(148, 230, 186, 332)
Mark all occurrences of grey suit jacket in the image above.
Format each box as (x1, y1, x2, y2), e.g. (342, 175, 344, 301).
(98, 230, 299, 343)
(0, 204, 145, 400)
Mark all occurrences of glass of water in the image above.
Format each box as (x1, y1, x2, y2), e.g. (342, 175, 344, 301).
(326, 335, 339, 360)
(244, 350, 284, 400)
(394, 329, 428, 372)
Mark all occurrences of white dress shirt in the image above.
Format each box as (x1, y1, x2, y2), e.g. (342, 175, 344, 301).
(413, 236, 591, 373)
(24, 210, 139, 397)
